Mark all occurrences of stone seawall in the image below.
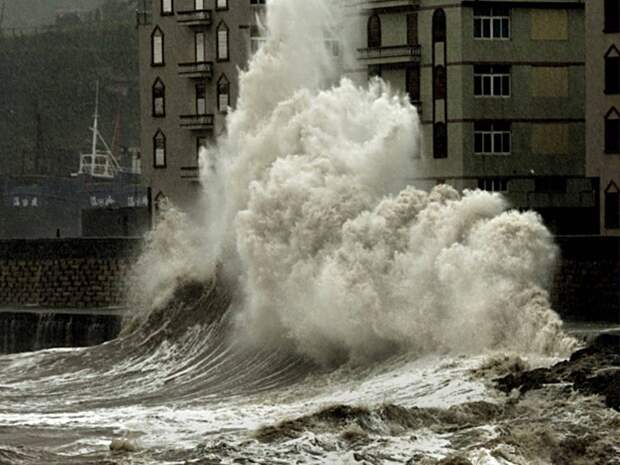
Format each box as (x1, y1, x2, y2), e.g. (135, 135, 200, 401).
(0, 238, 142, 308)
(552, 236, 620, 323)
(0, 236, 617, 320)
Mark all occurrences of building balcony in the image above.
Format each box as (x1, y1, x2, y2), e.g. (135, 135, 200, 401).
(177, 9, 212, 27)
(358, 44, 421, 65)
(180, 114, 214, 130)
(178, 61, 213, 79)
(348, 0, 419, 12)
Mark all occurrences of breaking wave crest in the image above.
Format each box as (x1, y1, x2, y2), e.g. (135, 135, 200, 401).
(128, 0, 575, 365)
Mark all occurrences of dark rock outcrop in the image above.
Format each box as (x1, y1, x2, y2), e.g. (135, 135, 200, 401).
(496, 334, 620, 411)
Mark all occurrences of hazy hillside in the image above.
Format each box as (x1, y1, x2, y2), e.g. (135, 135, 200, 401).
(0, 21, 140, 177)
(2, 0, 104, 29)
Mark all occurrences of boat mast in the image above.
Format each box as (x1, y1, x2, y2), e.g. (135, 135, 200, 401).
(91, 81, 100, 157)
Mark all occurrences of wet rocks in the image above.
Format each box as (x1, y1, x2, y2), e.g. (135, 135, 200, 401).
(495, 334, 620, 411)
(109, 439, 138, 453)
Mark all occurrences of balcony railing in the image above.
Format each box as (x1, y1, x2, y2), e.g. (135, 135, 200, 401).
(348, 0, 419, 12)
(178, 61, 214, 79)
(177, 9, 213, 27)
(180, 114, 214, 130)
(358, 44, 421, 64)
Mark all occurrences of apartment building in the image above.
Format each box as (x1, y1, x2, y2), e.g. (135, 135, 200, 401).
(137, 0, 265, 214)
(350, 0, 594, 234)
(586, 0, 620, 236)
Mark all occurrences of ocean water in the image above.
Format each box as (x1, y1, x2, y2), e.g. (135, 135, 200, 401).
(1, 1, 618, 463)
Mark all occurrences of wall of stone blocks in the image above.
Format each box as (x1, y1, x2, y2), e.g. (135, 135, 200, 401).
(0, 238, 142, 308)
(551, 236, 620, 322)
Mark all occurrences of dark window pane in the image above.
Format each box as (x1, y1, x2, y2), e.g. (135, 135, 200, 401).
(493, 76, 502, 95)
(605, 191, 620, 228)
(483, 75, 491, 95)
(433, 9, 446, 42)
(605, 0, 620, 33)
(606, 56, 620, 94)
(492, 18, 501, 38)
(434, 123, 447, 158)
(502, 76, 510, 96)
(483, 133, 492, 152)
(368, 15, 381, 48)
(434, 65, 446, 99)
(605, 118, 620, 153)
(494, 133, 502, 152)
(474, 18, 482, 38)
(501, 18, 510, 38)
(474, 76, 482, 96)
(503, 133, 511, 153)
(483, 18, 491, 37)
(474, 133, 483, 152)
(406, 66, 420, 101)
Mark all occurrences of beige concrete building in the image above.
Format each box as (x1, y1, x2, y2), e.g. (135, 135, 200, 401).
(350, 0, 594, 234)
(137, 0, 265, 214)
(586, 0, 620, 236)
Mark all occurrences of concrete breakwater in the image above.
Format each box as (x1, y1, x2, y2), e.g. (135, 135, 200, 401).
(0, 308, 122, 354)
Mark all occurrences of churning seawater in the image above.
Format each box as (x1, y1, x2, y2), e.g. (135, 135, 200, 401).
(1, 1, 618, 463)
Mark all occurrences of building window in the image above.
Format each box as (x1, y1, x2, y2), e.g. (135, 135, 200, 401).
(195, 31, 206, 62)
(605, 46, 620, 94)
(217, 22, 229, 61)
(407, 13, 418, 46)
(250, 25, 266, 54)
(434, 122, 447, 158)
(605, 0, 620, 33)
(478, 177, 508, 192)
(605, 181, 620, 229)
(151, 27, 164, 66)
(216, 0, 228, 10)
(367, 14, 381, 48)
(196, 83, 206, 115)
(368, 65, 381, 79)
(474, 7, 510, 40)
(197, 136, 207, 161)
(433, 9, 446, 42)
(251, 0, 266, 4)
(218, 74, 230, 112)
(152, 78, 165, 117)
(195, 0, 204, 10)
(161, 0, 173, 15)
(434, 65, 446, 100)
(605, 107, 620, 153)
(153, 130, 166, 168)
(154, 191, 167, 213)
(406, 65, 420, 103)
(474, 121, 511, 155)
(474, 65, 510, 97)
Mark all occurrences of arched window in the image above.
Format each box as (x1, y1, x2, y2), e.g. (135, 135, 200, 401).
(154, 191, 168, 214)
(153, 129, 166, 168)
(434, 65, 446, 100)
(151, 26, 164, 66)
(433, 9, 446, 43)
(218, 74, 230, 113)
(605, 107, 620, 153)
(605, 181, 620, 229)
(367, 14, 381, 48)
(434, 122, 447, 158)
(217, 21, 229, 61)
(152, 78, 165, 117)
(605, 45, 620, 94)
